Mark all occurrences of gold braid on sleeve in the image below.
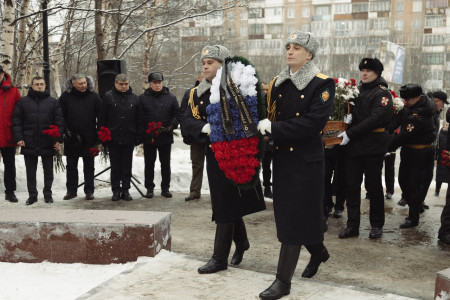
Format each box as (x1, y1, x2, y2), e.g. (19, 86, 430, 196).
(188, 87, 201, 120)
(267, 76, 278, 122)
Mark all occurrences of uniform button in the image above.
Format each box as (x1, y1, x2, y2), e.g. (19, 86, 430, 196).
(209, 144, 211, 147)
(275, 146, 279, 150)
(301, 95, 304, 99)
(290, 147, 294, 151)
(278, 112, 281, 115)
(278, 94, 282, 99)
(202, 116, 206, 120)
(296, 113, 300, 117)
(200, 101, 203, 105)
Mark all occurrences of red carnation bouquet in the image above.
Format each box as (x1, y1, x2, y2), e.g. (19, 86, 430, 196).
(90, 126, 111, 162)
(145, 121, 178, 144)
(441, 150, 450, 167)
(42, 125, 65, 173)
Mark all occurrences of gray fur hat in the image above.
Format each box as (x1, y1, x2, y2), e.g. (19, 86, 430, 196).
(200, 45, 230, 63)
(285, 31, 319, 58)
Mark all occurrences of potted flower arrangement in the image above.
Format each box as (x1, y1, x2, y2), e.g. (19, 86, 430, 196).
(322, 78, 359, 146)
(390, 90, 404, 115)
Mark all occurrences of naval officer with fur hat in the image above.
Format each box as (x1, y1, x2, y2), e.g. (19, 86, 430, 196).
(257, 31, 335, 300)
(337, 57, 393, 240)
(181, 45, 265, 275)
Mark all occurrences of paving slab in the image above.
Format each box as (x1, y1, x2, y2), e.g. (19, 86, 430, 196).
(78, 251, 418, 300)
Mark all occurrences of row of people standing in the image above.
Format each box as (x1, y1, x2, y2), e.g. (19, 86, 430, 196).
(3, 69, 182, 204)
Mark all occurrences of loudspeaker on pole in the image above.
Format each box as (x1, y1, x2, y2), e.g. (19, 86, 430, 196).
(97, 60, 127, 98)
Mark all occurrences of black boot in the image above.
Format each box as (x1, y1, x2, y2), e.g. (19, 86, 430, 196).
(198, 223, 234, 274)
(302, 243, 329, 278)
(230, 218, 250, 265)
(264, 186, 273, 199)
(259, 244, 301, 300)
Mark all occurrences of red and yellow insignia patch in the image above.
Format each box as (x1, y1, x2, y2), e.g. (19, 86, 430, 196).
(406, 123, 415, 132)
(381, 97, 389, 106)
(321, 89, 330, 103)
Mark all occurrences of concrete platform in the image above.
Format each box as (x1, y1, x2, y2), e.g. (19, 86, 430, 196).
(0, 209, 171, 264)
(78, 251, 417, 300)
(436, 268, 450, 299)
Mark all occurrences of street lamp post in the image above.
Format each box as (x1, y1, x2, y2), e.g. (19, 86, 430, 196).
(42, 0, 50, 91)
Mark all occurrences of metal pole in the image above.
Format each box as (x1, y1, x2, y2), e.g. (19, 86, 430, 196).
(42, 0, 50, 91)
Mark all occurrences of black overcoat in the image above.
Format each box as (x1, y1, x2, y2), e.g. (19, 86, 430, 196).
(269, 74, 335, 245)
(12, 88, 64, 156)
(436, 128, 448, 183)
(139, 87, 181, 146)
(98, 87, 141, 146)
(59, 77, 101, 156)
(181, 85, 265, 223)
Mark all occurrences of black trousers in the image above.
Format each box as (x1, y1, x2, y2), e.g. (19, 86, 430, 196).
(420, 147, 435, 201)
(384, 153, 396, 195)
(189, 142, 206, 197)
(398, 146, 434, 222)
(345, 155, 385, 229)
(262, 150, 273, 188)
(324, 147, 346, 214)
(0, 147, 16, 195)
(144, 143, 171, 191)
(108, 143, 134, 193)
(24, 154, 53, 198)
(439, 170, 450, 235)
(66, 155, 95, 195)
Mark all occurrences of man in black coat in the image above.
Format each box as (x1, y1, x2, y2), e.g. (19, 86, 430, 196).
(438, 109, 450, 244)
(388, 84, 436, 228)
(99, 74, 141, 201)
(338, 57, 393, 239)
(139, 72, 181, 198)
(59, 74, 101, 200)
(182, 45, 265, 275)
(12, 76, 64, 205)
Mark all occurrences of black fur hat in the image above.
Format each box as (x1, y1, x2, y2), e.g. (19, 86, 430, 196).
(148, 72, 164, 82)
(359, 57, 384, 76)
(433, 91, 448, 104)
(400, 84, 422, 99)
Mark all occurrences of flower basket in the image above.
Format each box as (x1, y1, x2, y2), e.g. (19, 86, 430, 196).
(322, 78, 358, 146)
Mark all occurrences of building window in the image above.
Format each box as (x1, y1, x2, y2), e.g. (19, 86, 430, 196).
(267, 24, 282, 34)
(424, 34, 444, 45)
(302, 7, 310, 17)
(335, 3, 351, 14)
(412, 19, 422, 28)
(413, 0, 422, 11)
(301, 24, 309, 32)
(315, 6, 329, 15)
(249, 24, 263, 35)
(352, 20, 367, 35)
(240, 26, 247, 36)
(241, 11, 248, 20)
(249, 8, 263, 18)
(370, 18, 390, 29)
(426, 0, 448, 8)
(334, 21, 350, 36)
(181, 28, 194, 36)
(353, 3, 368, 13)
(369, 1, 391, 12)
(394, 20, 404, 30)
(423, 53, 445, 64)
(228, 12, 234, 21)
(396, 1, 404, 11)
(425, 16, 444, 27)
(288, 8, 295, 18)
(311, 21, 330, 32)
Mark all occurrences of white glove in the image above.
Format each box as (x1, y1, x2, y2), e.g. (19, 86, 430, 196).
(338, 131, 350, 145)
(201, 123, 211, 135)
(344, 114, 353, 125)
(384, 152, 391, 157)
(257, 118, 272, 134)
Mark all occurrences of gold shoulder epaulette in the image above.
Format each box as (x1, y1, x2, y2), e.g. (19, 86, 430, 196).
(316, 73, 329, 79)
(412, 113, 419, 116)
(379, 85, 388, 90)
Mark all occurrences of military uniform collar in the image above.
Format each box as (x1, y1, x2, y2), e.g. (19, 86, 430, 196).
(196, 78, 211, 98)
(275, 62, 320, 91)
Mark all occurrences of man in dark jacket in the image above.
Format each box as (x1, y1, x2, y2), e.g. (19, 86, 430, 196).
(139, 72, 180, 198)
(389, 84, 436, 228)
(438, 109, 450, 244)
(99, 74, 141, 201)
(179, 75, 206, 201)
(338, 58, 393, 239)
(0, 65, 21, 203)
(59, 74, 101, 200)
(12, 75, 64, 205)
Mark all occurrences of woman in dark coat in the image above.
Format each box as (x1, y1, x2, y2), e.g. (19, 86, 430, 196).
(435, 122, 449, 196)
(257, 31, 335, 300)
(182, 45, 265, 275)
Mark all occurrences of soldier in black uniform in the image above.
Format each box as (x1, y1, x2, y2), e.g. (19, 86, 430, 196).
(389, 84, 436, 228)
(257, 31, 335, 300)
(181, 45, 265, 275)
(438, 109, 450, 244)
(338, 58, 393, 239)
